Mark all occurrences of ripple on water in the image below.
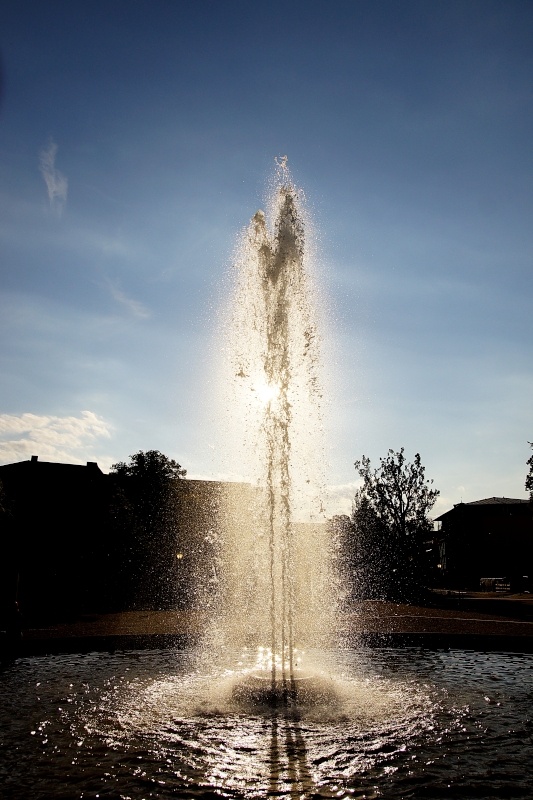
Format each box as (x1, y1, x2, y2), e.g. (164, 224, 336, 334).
(1, 647, 532, 799)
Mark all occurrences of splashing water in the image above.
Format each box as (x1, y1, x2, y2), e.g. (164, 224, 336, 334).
(213, 162, 335, 691)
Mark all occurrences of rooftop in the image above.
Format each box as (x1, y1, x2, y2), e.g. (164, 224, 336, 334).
(435, 496, 531, 521)
(461, 497, 530, 506)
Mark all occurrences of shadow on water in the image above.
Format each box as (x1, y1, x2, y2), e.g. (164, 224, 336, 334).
(268, 682, 314, 798)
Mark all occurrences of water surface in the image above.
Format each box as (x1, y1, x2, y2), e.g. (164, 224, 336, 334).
(1, 647, 532, 799)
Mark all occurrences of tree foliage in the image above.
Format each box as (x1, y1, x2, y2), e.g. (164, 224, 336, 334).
(526, 443, 533, 502)
(354, 450, 439, 540)
(111, 450, 186, 492)
(350, 449, 439, 601)
(109, 450, 187, 609)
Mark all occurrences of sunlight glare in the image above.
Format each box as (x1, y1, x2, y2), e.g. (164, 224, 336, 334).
(254, 381, 280, 404)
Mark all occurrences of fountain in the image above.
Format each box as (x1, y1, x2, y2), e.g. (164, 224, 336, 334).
(1, 163, 532, 799)
(211, 159, 336, 703)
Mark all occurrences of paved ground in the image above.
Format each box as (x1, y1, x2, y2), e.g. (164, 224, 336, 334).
(15, 593, 533, 644)
(23, 610, 207, 640)
(340, 598, 533, 637)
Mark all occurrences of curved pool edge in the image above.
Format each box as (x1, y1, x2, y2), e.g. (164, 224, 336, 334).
(3, 630, 533, 658)
(0, 632, 198, 658)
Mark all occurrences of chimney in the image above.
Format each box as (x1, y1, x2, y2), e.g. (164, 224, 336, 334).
(86, 461, 98, 468)
(31, 455, 38, 462)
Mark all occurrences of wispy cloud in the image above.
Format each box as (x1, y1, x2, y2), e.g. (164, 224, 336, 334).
(39, 140, 68, 216)
(324, 480, 362, 517)
(0, 410, 111, 466)
(106, 280, 151, 319)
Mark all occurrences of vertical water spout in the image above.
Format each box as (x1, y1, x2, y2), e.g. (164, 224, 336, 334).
(217, 163, 335, 679)
(256, 189, 303, 683)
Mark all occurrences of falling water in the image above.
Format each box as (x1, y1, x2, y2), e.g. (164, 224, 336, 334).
(215, 161, 335, 690)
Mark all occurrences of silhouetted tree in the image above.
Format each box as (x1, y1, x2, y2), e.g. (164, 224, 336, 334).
(110, 451, 187, 609)
(526, 443, 533, 502)
(351, 449, 439, 602)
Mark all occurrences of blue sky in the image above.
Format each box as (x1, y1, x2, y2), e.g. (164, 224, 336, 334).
(0, 0, 531, 516)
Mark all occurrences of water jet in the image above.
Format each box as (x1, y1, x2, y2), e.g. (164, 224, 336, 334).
(214, 161, 334, 695)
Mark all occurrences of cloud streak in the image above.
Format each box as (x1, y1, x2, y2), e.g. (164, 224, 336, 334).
(107, 281, 151, 319)
(39, 140, 68, 216)
(0, 410, 111, 466)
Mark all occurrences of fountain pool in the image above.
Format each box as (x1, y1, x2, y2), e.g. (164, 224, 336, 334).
(1, 645, 533, 798)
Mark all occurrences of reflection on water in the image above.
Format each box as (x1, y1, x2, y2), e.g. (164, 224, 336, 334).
(1, 647, 533, 798)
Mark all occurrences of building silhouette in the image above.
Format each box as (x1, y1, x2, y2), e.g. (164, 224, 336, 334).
(435, 497, 533, 590)
(0, 456, 110, 622)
